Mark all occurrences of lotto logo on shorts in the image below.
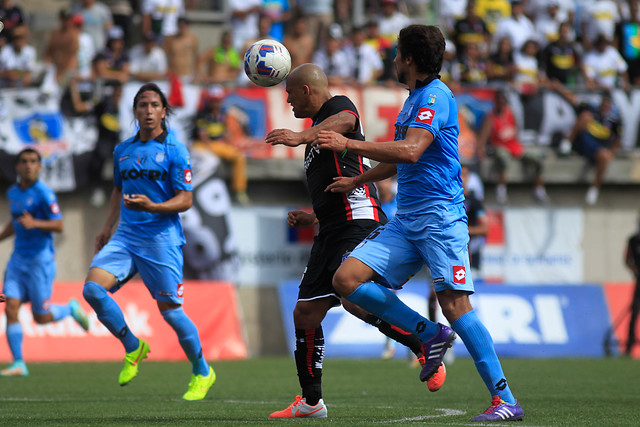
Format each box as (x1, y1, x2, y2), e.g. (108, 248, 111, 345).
(184, 169, 192, 184)
(453, 266, 466, 284)
(177, 283, 184, 297)
(415, 108, 435, 125)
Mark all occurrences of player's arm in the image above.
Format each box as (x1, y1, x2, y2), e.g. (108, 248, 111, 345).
(123, 189, 192, 214)
(625, 242, 638, 275)
(0, 221, 14, 241)
(469, 211, 489, 237)
(266, 111, 357, 147)
(96, 186, 122, 252)
(17, 213, 63, 233)
(287, 209, 317, 228)
(325, 162, 397, 193)
(315, 126, 434, 164)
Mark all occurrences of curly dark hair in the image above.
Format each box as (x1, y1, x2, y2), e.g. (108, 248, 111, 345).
(397, 25, 445, 76)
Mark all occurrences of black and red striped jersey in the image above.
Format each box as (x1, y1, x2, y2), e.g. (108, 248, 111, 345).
(304, 95, 387, 231)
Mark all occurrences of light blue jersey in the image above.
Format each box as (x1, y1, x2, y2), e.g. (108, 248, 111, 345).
(7, 180, 62, 258)
(112, 130, 192, 247)
(394, 78, 464, 214)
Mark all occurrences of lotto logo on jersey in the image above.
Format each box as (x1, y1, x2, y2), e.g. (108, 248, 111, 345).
(50, 202, 60, 215)
(184, 169, 192, 184)
(453, 266, 466, 284)
(177, 283, 184, 298)
(416, 107, 435, 125)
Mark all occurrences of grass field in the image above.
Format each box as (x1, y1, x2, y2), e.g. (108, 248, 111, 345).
(1, 357, 639, 426)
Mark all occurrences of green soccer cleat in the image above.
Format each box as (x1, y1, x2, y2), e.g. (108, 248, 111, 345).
(182, 365, 216, 401)
(118, 339, 150, 386)
(69, 299, 90, 331)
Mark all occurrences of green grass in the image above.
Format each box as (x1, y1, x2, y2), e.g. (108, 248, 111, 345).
(1, 357, 639, 426)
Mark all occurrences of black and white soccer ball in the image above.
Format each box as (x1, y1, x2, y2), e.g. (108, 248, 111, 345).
(244, 39, 292, 87)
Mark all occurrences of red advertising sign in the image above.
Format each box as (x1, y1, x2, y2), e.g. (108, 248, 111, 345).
(0, 281, 248, 362)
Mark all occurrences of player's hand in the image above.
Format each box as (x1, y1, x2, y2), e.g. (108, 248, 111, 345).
(325, 176, 358, 193)
(0, 293, 6, 303)
(17, 211, 36, 229)
(95, 228, 111, 253)
(266, 128, 303, 147)
(314, 130, 348, 152)
(123, 194, 155, 212)
(287, 210, 316, 229)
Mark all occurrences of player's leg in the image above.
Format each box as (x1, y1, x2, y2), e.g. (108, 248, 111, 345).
(1, 257, 29, 376)
(270, 297, 333, 419)
(137, 244, 213, 400)
(626, 279, 640, 355)
(30, 258, 89, 331)
(427, 202, 522, 421)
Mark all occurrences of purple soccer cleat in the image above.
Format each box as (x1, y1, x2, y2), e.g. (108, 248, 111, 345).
(419, 323, 456, 382)
(472, 396, 524, 422)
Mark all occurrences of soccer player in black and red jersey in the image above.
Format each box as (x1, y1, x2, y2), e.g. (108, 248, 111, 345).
(265, 63, 437, 419)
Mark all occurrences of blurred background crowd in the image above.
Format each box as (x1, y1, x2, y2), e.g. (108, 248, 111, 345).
(1, 0, 639, 206)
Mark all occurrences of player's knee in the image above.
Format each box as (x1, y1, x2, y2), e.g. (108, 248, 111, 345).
(83, 281, 107, 304)
(32, 313, 50, 324)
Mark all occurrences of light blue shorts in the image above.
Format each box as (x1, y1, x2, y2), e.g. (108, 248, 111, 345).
(90, 238, 185, 304)
(3, 253, 56, 315)
(349, 201, 474, 293)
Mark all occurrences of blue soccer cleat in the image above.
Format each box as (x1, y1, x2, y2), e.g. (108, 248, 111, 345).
(419, 323, 456, 382)
(0, 360, 29, 377)
(472, 396, 524, 422)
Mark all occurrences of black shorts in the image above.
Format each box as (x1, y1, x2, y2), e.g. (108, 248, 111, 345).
(298, 219, 382, 305)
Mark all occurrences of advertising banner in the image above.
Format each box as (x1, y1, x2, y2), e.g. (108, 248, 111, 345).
(278, 280, 611, 358)
(0, 281, 248, 362)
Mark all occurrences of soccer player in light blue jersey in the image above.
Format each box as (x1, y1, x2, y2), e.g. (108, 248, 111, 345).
(82, 83, 214, 401)
(0, 148, 89, 377)
(316, 25, 524, 422)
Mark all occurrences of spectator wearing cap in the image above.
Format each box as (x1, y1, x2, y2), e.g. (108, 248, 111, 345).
(192, 85, 250, 205)
(312, 24, 351, 85)
(583, 33, 630, 91)
(70, 13, 96, 80)
(196, 30, 241, 85)
(129, 32, 168, 82)
(165, 17, 198, 81)
(0, 0, 28, 48)
(0, 25, 36, 87)
(493, 0, 537, 52)
(283, 15, 315, 69)
(94, 25, 129, 84)
(73, 0, 113, 51)
(344, 26, 383, 86)
(378, 0, 412, 43)
(142, 0, 185, 42)
(44, 10, 80, 84)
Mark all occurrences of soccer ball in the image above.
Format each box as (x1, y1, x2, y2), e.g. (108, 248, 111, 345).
(244, 39, 292, 87)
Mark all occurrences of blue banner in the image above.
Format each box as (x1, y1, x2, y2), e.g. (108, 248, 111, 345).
(278, 280, 612, 358)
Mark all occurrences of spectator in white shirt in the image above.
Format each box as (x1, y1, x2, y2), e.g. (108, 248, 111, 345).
(0, 25, 36, 87)
(74, 0, 113, 51)
(535, 0, 573, 47)
(229, 0, 261, 51)
(583, 33, 630, 91)
(494, 0, 537, 52)
(378, 0, 412, 43)
(581, 0, 620, 50)
(312, 26, 351, 85)
(142, 0, 184, 40)
(345, 26, 383, 86)
(70, 13, 96, 80)
(129, 32, 168, 82)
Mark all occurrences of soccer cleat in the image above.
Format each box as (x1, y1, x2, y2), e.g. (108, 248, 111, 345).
(69, 299, 90, 331)
(416, 354, 446, 392)
(269, 395, 328, 418)
(471, 396, 524, 422)
(118, 339, 150, 386)
(419, 323, 456, 382)
(0, 293, 6, 302)
(183, 365, 216, 401)
(0, 360, 29, 377)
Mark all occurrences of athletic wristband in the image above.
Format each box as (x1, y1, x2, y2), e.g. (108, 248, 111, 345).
(341, 139, 349, 158)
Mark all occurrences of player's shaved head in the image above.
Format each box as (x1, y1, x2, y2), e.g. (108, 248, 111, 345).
(287, 63, 328, 90)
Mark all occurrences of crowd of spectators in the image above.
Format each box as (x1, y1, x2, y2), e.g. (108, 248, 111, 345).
(1, 0, 639, 205)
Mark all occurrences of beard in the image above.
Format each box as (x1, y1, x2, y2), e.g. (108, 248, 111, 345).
(396, 66, 407, 84)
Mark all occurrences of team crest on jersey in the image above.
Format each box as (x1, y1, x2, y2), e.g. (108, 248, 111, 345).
(137, 155, 146, 164)
(50, 202, 60, 215)
(453, 266, 466, 284)
(184, 169, 192, 183)
(416, 107, 435, 125)
(155, 152, 165, 162)
(177, 283, 184, 297)
(427, 94, 437, 105)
